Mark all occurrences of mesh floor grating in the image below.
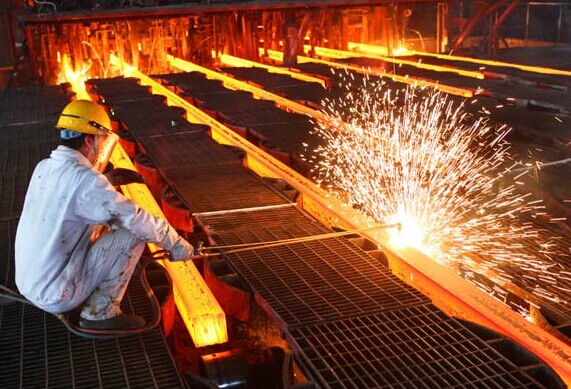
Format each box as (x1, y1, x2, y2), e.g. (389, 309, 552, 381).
(212, 223, 429, 328)
(0, 85, 71, 113)
(287, 304, 553, 388)
(0, 294, 186, 388)
(0, 172, 31, 221)
(0, 141, 57, 174)
(0, 122, 60, 145)
(109, 102, 190, 139)
(137, 131, 242, 169)
(0, 221, 186, 388)
(161, 165, 292, 213)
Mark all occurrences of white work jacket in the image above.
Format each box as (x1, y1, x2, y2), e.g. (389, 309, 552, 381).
(15, 146, 173, 312)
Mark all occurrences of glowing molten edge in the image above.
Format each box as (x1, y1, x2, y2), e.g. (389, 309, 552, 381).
(66, 59, 227, 348)
(348, 42, 571, 77)
(218, 53, 326, 87)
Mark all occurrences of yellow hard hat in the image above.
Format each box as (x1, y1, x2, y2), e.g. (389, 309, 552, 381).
(56, 100, 112, 136)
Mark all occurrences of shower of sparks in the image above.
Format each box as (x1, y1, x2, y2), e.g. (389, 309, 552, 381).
(310, 71, 570, 312)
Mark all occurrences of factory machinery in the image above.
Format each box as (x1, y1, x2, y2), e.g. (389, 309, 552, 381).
(1, 0, 571, 388)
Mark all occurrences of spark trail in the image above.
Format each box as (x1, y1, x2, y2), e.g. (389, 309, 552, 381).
(311, 72, 569, 313)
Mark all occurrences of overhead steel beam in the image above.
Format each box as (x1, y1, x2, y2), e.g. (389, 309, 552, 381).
(450, 0, 509, 51)
(491, 0, 521, 54)
(20, 0, 456, 24)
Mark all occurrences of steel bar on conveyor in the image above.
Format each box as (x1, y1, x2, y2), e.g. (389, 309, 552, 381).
(117, 57, 571, 385)
(304, 45, 486, 79)
(219, 54, 327, 87)
(70, 79, 227, 348)
(262, 49, 474, 98)
(167, 55, 329, 123)
(349, 42, 571, 77)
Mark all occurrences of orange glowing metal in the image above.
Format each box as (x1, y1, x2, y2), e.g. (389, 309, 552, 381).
(348, 42, 410, 57)
(110, 146, 227, 347)
(305, 45, 485, 80)
(64, 55, 228, 348)
(219, 53, 326, 87)
(58, 54, 89, 95)
(407, 49, 571, 77)
(167, 55, 329, 122)
(263, 49, 473, 98)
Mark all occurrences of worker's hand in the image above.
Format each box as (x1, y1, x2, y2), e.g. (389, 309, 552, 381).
(170, 237, 194, 261)
(105, 168, 145, 186)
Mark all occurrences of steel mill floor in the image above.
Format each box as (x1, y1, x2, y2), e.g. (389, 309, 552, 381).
(1, 48, 570, 388)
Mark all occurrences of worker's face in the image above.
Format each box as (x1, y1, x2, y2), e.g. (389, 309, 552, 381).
(85, 132, 119, 172)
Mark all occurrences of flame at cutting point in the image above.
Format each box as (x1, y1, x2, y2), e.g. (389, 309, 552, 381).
(312, 73, 569, 311)
(388, 210, 430, 254)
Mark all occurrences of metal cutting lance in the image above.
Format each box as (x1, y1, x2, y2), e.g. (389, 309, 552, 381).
(195, 223, 401, 257)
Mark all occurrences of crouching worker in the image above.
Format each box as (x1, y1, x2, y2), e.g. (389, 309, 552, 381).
(15, 100, 193, 331)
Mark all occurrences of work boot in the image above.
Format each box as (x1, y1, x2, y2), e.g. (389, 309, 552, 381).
(79, 313, 146, 330)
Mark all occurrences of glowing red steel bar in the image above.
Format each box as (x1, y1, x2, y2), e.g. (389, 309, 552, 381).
(219, 53, 327, 87)
(349, 42, 571, 77)
(83, 55, 228, 347)
(305, 44, 486, 79)
(167, 55, 330, 122)
(262, 49, 474, 98)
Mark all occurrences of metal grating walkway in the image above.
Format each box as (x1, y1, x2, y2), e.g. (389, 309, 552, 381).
(210, 217, 429, 328)
(287, 304, 553, 388)
(0, 85, 188, 388)
(161, 165, 292, 213)
(137, 131, 242, 169)
(92, 76, 565, 387)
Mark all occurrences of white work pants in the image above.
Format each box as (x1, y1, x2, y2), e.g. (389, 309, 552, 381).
(78, 229, 145, 320)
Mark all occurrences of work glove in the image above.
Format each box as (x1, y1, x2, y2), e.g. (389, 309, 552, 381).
(159, 225, 201, 261)
(170, 237, 195, 261)
(105, 168, 145, 186)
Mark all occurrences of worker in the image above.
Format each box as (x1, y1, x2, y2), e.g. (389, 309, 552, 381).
(15, 100, 194, 331)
